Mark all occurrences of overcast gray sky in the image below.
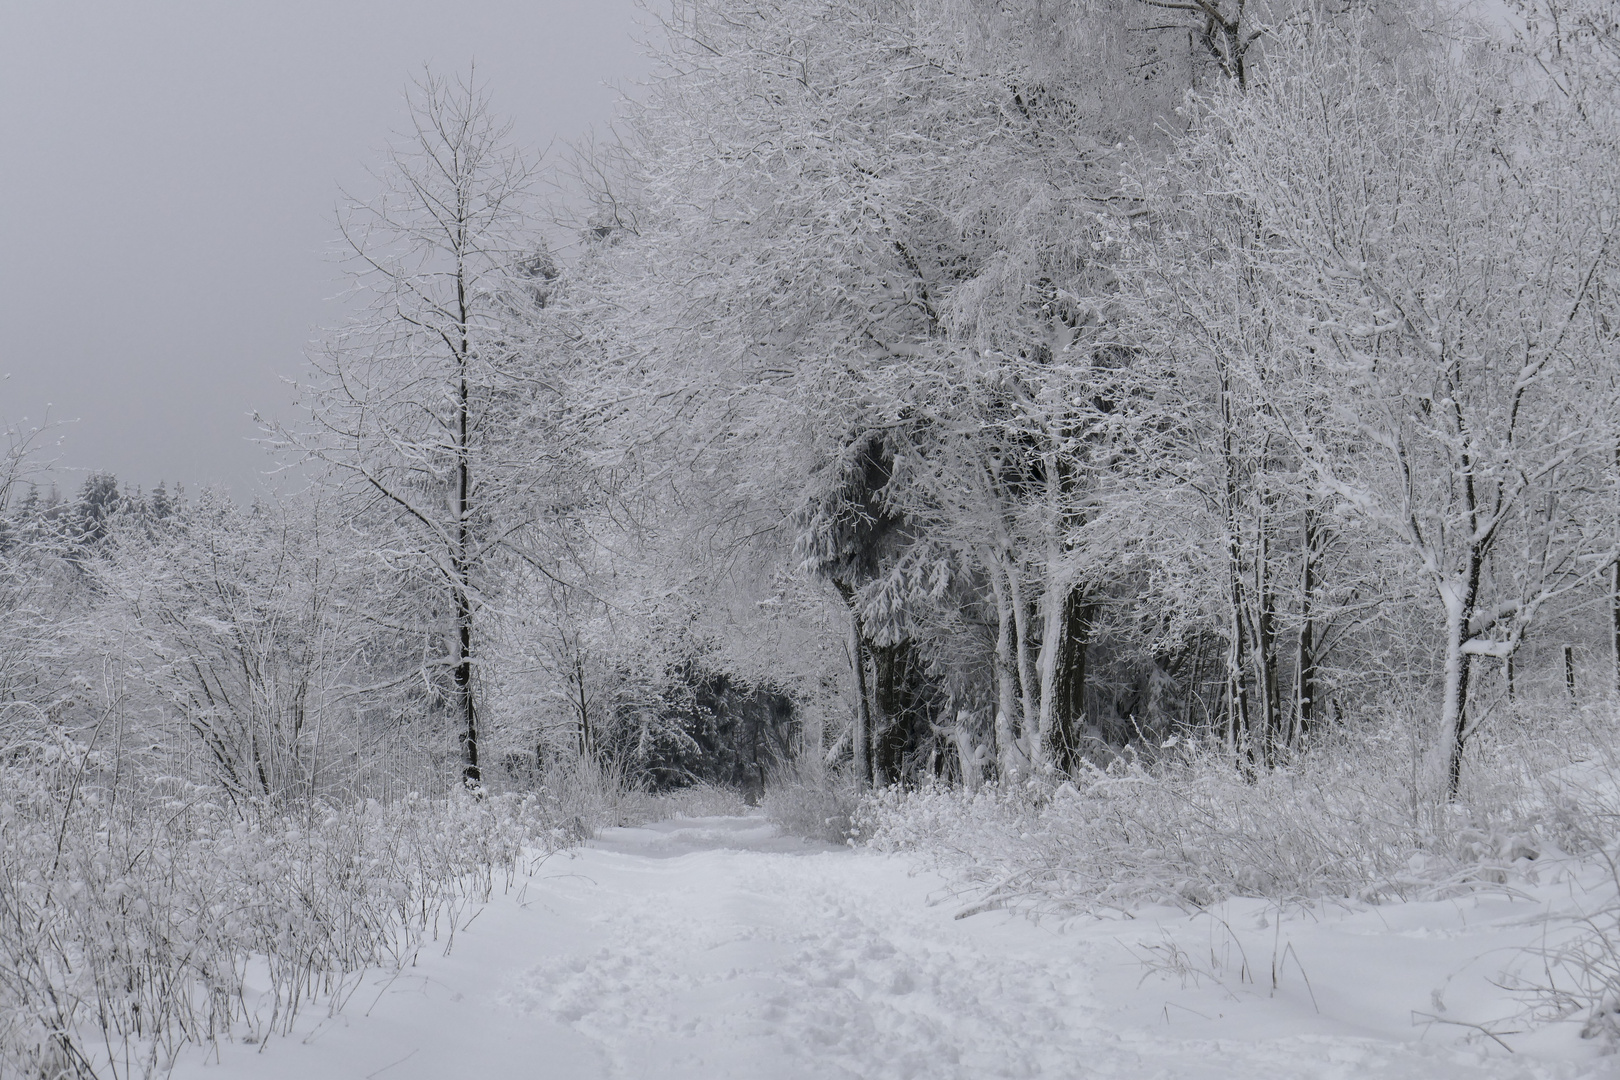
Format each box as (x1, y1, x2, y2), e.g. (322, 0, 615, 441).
(1, 0, 646, 498)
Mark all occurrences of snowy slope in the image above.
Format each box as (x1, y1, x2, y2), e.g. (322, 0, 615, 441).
(170, 815, 1620, 1079)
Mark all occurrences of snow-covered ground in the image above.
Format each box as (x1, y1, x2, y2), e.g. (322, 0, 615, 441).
(172, 815, 1620, 1079)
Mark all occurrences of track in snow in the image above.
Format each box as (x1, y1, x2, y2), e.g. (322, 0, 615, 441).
(172, 815, 1609, 1080)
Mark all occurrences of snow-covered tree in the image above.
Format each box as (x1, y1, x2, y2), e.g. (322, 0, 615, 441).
(86, 493, 385, 803)
(587, 0, 1219, 782)
(0, 419, 71, 729)
(278, 70, 572, 787)
(1124, 13, 1620, 792)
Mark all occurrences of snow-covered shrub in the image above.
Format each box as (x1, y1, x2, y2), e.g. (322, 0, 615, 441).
(763, 757, 860, 843)
(646, 782, 752, 820)
(535, 752, 660, 836)
(0, 732, 574, 1079)
(1507, 748, 1620, 1043)
(857, 714, 1586, 915)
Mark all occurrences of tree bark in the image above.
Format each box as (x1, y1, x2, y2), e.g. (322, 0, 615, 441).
(455, 258, 479, 787)
(1034, 537, 1066, 774)
(1295, 497, 1318, 747)
(1612, 556, 1620, 697)
(872, 642, 900, 784)
(1006, 561, 1040, 769)
(1053, 590, 1091, 772)
(837, 584, 873, 787)
(952, 709, 985, 791)
(457, 586, 478, 785)
(986, 555, 1030, 780)
(1253, 484, 1281, 768)
(1442, 544, 1483, 801)
(1440, 576, 1477, 801)
(1218, 361, 1253, 767)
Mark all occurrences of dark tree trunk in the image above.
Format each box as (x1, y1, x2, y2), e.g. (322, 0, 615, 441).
(1296, 498, 1319, 747)
(873, 643, 898, 784)
(1252, 452, 1281, 768)
(1052, 590, 1092, 773)
(1255, 573, 1281, 768)
(1227, 593, 1250, 762)
(572, 644, 591, 759)
(836, 584, 873, 787)
(1218, 360, 1254, 771)
(1445, 649, 1475, 801)
(455, 366, 479, 787)
(1444, 542, 1484, 801)
(457, 593, 478, 785)
(1445, 435, 1486, 802)
(455, 261, 479, 788)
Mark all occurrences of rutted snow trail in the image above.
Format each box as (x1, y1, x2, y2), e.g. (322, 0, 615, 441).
(175, 815, 1614, 1080)
(510, 817, 1103, 1079)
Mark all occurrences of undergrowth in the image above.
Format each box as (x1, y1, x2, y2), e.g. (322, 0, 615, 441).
(645, 783, 752, 820)
(1508, 750, 1620, 1043)
(855, 705, 1620, 1040)
(762, 757, 860, 844)
(855, 709, 1595, 916)
(0, 732, 583, 1080)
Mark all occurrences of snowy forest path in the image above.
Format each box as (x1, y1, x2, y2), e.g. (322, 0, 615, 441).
(518, 815, 1105, 1078)
(173, 815, 1590, 1080)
